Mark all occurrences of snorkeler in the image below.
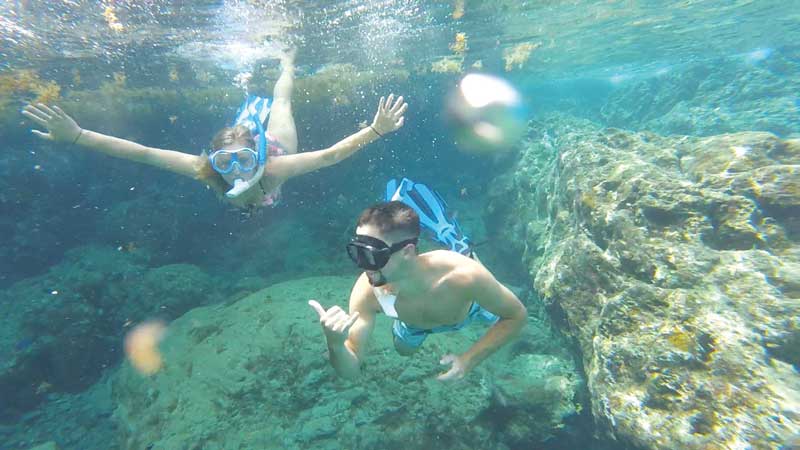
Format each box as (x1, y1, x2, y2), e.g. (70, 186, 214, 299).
(21, 51, 408, 210)
(309, 200, 527, 381)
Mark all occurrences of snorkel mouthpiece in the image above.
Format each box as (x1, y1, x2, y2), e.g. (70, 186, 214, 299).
(224, 164, 265, 198)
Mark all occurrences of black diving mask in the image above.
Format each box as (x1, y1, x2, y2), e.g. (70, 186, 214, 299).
(346, 235, 418, 271)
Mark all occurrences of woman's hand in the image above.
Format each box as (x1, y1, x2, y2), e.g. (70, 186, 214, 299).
(370, 94, 408, 136)
(22, 103, 83, 144)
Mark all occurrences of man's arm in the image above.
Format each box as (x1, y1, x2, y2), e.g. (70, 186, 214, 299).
(458, 265, 527, 373)
(309, 273, 378, 380)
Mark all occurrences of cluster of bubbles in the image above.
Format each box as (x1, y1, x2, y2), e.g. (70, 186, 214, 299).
(177, 1, 290, 72)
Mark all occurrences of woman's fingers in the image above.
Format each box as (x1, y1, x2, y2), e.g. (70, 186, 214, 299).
(37, 103, 59, 117)
(390, 96, 404, 113)
(22, 104, 42, 115)
(21, 109, 48, 127)
(377, 96, 385, 112)
(23, 104, 49, 120)
(52, 105, 68, 118)
(31, 129, 52, 140)
(384, 94, 394, 111)
(394, 102, 408, 118)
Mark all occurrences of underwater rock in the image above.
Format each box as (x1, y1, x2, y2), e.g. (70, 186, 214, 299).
(0, 246, 140, 422)
(0, 245, 222, 423)
(487, 114, 800, 449)
(139, 264, 216, 317)
(488, 353, 582, 445)
(600, 50, 800, 137)
(110, 276, 581, 449)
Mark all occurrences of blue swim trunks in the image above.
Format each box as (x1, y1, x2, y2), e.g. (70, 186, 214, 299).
(392, 302, 499, 349)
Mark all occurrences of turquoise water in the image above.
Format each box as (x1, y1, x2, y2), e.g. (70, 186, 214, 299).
(1, 1, 798, 449)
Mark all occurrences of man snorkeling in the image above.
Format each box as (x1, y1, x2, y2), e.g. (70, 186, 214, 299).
(21, 50, 408, 211)
(309, 194, 527, 381)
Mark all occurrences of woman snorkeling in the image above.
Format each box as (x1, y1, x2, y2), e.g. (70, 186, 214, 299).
(21, 51, 408, 210)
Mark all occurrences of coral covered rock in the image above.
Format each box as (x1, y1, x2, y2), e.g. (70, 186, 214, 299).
(487, 114, 800, 449)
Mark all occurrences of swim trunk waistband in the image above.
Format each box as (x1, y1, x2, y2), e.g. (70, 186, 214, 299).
(392, 302, 498, 349)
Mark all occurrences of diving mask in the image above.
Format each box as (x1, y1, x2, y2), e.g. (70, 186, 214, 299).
(208, 148, 259, 174)
(346, 235, 418, 271)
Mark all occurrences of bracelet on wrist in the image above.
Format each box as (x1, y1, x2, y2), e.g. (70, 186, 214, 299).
(71, 129, 84, 145)
(369, 125, 383, 138)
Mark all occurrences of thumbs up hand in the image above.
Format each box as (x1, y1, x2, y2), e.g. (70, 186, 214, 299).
(308, 300, 360, 346)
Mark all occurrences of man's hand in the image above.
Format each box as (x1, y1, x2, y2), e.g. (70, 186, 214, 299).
(22, 104, 83, 144)
(437, 353, 472, 381)
(370, 94, 407, 136)
(308, 300, 360, 346)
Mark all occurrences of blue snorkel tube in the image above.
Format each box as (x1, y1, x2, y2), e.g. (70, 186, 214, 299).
(225, 95, 270, 198)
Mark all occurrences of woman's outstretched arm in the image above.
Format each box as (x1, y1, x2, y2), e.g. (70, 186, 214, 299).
(267, 94, 408, 181)
(22, 103, 203, 179)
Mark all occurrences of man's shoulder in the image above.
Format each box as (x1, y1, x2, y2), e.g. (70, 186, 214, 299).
(423, 250, 487, 291)
(420, 249, 474, 265)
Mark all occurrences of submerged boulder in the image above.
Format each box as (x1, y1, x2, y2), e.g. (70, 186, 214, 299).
(0, 245, 221, 423)
(110, 276, 582, 450)
(487, 114, 800, 449)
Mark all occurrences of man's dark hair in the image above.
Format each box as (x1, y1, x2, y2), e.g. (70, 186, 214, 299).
(357, 201, 420, 238)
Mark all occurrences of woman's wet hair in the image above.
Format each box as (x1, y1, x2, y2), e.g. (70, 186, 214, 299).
(357, 201, 420, 239)
(210, 124, 255, 150)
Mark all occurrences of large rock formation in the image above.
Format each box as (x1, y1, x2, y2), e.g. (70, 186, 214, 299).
(487, 114, 800, 449)
(110, 276, 582, 450)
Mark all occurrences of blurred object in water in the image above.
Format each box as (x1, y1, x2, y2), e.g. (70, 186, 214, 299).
(124, 321, 167, 376)
(452, 0, 465, 19)
(446, 73, 527, 154)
